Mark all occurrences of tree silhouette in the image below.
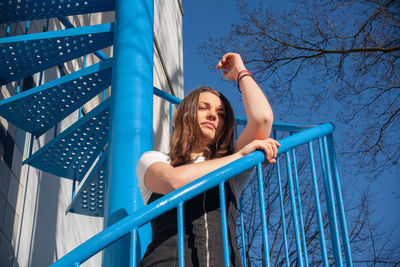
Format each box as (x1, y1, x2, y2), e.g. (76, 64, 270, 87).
(199, 1, 400, 264)
(236, 146, 399, 266)
(200, 0, 400, 179)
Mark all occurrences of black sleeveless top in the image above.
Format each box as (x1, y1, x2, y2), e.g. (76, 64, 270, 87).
(139, 182, 243, 267)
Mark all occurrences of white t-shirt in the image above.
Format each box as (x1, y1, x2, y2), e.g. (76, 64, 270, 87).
(136, 151, 253, 205)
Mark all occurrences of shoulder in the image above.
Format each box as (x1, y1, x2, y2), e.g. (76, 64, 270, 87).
(137, 151, 170, 176)
(136, 151, 171, 205)
(139, 151, 170, 164)
(136, 151, 171, 179)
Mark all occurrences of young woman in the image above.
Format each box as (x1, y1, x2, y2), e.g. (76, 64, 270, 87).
(137, 53, 280, 266)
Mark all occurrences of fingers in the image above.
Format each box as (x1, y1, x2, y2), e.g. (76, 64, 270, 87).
(238, 138, 280, 163)
(216, 53, 243, 70)
(270, 139, 280, 158)
(216, 53, 233, 70)
(265, 144, 274, 163)
(257, 138, 280, 164)
(217, 53, 248, 82)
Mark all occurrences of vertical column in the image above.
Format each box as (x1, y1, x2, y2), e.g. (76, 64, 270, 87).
(103, 0, 154, 266)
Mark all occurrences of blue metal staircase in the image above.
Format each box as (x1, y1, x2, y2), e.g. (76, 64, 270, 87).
(0, 23, 114, 85)
(0, 0, 353, 266)
(0, 0, 114, 23)
(0, 7, 114, 218)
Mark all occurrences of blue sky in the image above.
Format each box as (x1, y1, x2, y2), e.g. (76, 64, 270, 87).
(182, 1, 245, 112)
(182, 0, 399, 251)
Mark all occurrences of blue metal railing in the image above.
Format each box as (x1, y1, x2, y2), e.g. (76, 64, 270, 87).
(51, 85, 353, 266)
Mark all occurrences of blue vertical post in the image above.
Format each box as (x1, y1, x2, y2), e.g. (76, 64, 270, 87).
(219, 182, 231, 267)
(285, 152, 304, 267)
(177, 202, 185, 267)
(256, 163, 271, 267)
(103, 0, 154, 266)
(327, 134, 353, 266)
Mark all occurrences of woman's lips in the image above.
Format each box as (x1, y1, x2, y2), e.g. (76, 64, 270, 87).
(202, 122, 216, 129)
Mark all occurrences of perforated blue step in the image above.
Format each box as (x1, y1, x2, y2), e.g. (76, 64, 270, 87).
(0, 0, 115, 23)
(0, 59, 112, 136)
(66, 148, 108, 217)
(23, 98, 110, 181)
(0, 23, 114, 85)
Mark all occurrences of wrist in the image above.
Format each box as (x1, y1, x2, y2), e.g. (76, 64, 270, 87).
(236, 70, 254, 93)
(233, 150, 245, 159)
(236, 69, 249, 82)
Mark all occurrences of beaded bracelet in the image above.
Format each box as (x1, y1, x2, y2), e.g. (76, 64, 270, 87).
(236, 70, 254, 93)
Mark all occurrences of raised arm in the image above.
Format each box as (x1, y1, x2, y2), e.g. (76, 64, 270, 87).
(216, 53, 273, 152)
(143, 53, 277, 196)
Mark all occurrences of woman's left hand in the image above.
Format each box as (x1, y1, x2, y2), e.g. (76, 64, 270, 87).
(216, 53, 246, 81)
(238, 138, 281, 164)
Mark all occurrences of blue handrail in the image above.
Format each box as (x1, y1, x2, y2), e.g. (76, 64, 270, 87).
(51, 122, 334, 266)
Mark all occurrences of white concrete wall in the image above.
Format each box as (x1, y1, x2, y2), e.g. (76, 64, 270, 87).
(153, 0, 184, 153)
(0, 1, 183, 266)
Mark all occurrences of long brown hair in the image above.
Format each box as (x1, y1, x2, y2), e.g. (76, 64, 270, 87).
(169, 87, 235, 166)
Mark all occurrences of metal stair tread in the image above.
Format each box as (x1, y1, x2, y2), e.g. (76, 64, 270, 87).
(66, 148, 108, 217)
(23, 98, 110, 181)
(0, 0, 115, 23)
(0, 59, 112, 136)
(0, 23, 114, 85)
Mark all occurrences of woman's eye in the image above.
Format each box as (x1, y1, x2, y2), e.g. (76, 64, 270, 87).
(198, 106, 206, 110)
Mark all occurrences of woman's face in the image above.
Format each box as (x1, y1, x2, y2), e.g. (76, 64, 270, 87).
(197, 92, 226, 144)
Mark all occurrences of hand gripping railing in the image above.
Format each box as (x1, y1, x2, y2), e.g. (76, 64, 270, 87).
(51, 122, 352, 267)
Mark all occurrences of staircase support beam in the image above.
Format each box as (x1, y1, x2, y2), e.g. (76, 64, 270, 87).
(103, 0, 154, 266)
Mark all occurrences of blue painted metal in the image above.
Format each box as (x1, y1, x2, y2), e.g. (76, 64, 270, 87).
(153, 86, 181, 105)
(219, 182, 230, 267)
(131, 228, 138, 267)
(170, 102, 173, 137)
(66, 148, 109, 216)
(103, 0, 154, 265)
(0, 23, 114, 85)
(57, 17, 110, 61)
(0, 59, 112, 136)
(318, 137, 342, 266)
(16, 80, 21, 94)
(178, 201, 185, 267)
(71, 176, 77, 200)
(285, 151, 304, 267)
(24, 20, 30, 34)
(307, 141, 329, 266)
(256, 163, 271, 267)
(0, 0, 115, 23)
(327, 134, 353, 266)
(23, 98, 110, 181)
(290, 148, 309, 266)
(273, 130, 290, 267)
(51, 123, 337, 266)
(239, 196, 247, 267)
(5, 24, 11, 37)
(38, 18, 50, 86)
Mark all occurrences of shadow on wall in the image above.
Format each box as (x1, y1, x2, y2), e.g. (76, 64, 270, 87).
(29, 172, 60, 267)
(153, 67, 184, 153)
(27, 14, 115, 265)
(0, 124, 20, 266)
